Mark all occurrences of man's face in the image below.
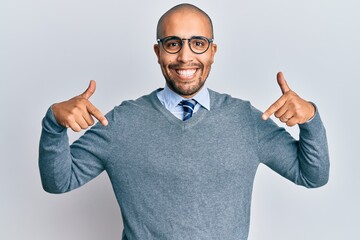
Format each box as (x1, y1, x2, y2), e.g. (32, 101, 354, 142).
(154, 11, 217, 98)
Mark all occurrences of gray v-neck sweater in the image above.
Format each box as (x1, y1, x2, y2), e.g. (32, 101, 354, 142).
(39, 89, 329, 240)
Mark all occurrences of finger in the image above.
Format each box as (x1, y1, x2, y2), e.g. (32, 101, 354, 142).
(68, 121, 82, 132)
(262, 96, 286, 120)
(86, 103, 108, 126)
(279, 111, 293, 123)
(81, 80, 97, 99)
(286, 117, 297, 127)
(76, 117, 90, 130)
(82, 112, 95, 126)
(274, 104, 288, 119)
(277, 72, 291, 94)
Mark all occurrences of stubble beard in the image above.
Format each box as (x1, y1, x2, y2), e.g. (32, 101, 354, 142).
(165, 76, 206, 97)
(164, 63, 211, 97)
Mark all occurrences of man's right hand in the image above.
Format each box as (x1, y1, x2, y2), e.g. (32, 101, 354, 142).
(52, 80, 108, 132)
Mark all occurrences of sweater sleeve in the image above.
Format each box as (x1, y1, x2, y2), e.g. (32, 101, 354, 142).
(253, 105, 330, 188)
(38, 107, 113, 193)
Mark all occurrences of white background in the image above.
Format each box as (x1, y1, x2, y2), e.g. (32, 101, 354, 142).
(1, 0, 359, 239)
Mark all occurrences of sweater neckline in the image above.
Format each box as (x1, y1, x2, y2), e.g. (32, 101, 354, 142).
(149, 89, 209, 129)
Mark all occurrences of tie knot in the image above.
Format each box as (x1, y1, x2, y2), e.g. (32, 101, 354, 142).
(180, 99, 196, 121)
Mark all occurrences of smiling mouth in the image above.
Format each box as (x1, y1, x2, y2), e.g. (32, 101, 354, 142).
(176, 69, 197, 76)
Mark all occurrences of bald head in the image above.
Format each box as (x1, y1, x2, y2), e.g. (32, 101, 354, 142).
(156, 4, 214, 39)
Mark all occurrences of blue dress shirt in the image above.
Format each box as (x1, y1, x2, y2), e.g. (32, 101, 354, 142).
(157, 85, 210, 120)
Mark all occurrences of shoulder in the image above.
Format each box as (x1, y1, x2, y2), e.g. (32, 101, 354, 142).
(105, 89, 161, 123)
(208, 89, 266, 123)
(208, 89, 253, 111)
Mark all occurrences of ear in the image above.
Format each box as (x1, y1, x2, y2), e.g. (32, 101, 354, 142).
(154, 44, 160, 64)
(210, 43, 217, 64)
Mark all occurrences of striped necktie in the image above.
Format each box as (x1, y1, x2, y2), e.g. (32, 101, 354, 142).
(180, 99, 196, 121)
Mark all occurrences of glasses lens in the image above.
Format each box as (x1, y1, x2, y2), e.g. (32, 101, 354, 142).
(163, 37, 182, 53)
(189, 37, 209, 54)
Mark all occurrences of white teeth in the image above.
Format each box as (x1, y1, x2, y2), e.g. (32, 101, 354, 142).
(176, 69, 196, 76)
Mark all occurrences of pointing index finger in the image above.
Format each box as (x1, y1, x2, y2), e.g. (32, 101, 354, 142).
(86, 102, 108, 126)
(262, 96, 286, 121)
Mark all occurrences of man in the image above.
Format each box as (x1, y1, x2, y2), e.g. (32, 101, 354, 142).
(39, 3, 329, 240)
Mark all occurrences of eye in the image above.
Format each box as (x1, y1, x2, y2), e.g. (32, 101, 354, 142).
(194, 41, 205, 47)
(191, 38, 207, 49)
(165, 39, 181, 49)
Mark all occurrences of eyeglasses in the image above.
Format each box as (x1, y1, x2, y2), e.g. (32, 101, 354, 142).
(157, 36, 214, 54)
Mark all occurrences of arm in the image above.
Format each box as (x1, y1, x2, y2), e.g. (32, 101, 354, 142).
(256, 108, 329, 188)
(257, 72, 329, 188)
(39, 81, 110, 193)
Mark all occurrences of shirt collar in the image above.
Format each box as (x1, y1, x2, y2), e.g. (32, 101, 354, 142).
(162, 84, 210, 110)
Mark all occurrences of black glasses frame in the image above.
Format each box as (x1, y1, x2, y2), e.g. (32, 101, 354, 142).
(157, 36, 214, 54)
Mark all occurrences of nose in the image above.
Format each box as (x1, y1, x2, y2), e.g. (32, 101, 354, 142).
(176, 40, 193, 63)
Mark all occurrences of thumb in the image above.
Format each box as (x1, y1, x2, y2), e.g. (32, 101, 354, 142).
(277, 72, 291, 94)
(81, 80, 96, 99)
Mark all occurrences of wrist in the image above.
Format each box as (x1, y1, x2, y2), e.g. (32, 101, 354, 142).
(306, 102, 317, 122)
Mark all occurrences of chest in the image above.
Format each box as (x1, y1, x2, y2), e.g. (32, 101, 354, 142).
(106, 119, 260, 196)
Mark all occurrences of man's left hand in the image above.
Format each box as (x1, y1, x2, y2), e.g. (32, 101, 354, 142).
(262, 72, 315, 127)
